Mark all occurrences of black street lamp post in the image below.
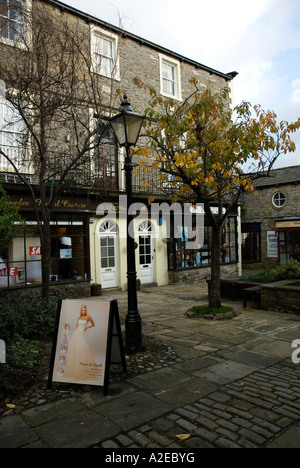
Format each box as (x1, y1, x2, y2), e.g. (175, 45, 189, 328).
(110, 95, 145, 354)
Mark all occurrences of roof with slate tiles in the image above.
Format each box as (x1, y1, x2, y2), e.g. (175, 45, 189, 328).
(254, 165, 300, 188)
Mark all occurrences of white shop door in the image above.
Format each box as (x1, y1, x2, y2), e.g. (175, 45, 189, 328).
(139, 221, 155, 285)
(99, 221, 119, 289)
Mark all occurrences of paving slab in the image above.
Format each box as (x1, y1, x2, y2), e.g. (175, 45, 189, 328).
(94, 391, 169, 432)
(22, 398, 87, 427)
(35, 409, 120, 448)
(153, 377, 218, 405)
(79, 382, 136, 408)
(195, 360, 259, 385)
(253, 323, 288, 334)
(218, 348, 281, 368)
(128, 367, 191, 392)
(166, 343, 204, 360)
(274, 329, 300, 342)
(172, 356, 223, 373)
(246, 339, 293, 359)
(201, 328, 256, 345)
(266, 424, 300, 448)
(0, 415, 39, 448)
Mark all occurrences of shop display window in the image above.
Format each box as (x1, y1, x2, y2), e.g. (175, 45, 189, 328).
(168, 216, 238, 271)
(0, 213, 89, 288)
(279, 230, 300, 263)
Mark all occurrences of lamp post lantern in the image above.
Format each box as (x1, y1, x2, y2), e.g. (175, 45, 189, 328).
(110, 95, 145, 354)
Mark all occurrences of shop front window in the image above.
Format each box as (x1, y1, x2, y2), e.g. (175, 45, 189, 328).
(0, 214, 89, 288)
(168, 216, 238, 270)
(279, 230, 300, 263)
(222, 218, 237, 264)
(0, 223, 42, 288)
(50, 214, 88, 282)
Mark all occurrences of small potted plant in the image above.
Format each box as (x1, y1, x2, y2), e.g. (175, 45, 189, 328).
(91, 283, 102, 296)
(136, 278, 141, 291)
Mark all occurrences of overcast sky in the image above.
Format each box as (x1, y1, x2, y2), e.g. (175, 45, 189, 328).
(63, 0, 300, 168)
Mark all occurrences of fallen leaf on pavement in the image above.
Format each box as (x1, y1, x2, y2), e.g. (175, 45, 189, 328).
(175, 434, 192, 441)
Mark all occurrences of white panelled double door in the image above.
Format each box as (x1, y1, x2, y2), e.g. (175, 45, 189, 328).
(99, 220, 155, 289)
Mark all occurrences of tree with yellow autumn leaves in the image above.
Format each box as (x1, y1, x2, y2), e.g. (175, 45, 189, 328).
(134, 78, 300, 310)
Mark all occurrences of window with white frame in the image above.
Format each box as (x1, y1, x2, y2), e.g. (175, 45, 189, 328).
(91, 26, 120, 80)
(0, 94, 28, 171)
(160, 54, 181, 100)
(272, 191, 286, 209)
(0, 0, 25, 43)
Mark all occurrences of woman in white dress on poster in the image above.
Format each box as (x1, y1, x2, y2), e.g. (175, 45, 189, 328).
(64, 305, 100, 381)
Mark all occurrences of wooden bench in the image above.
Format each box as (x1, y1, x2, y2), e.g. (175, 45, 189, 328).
(207, 279, 261, 302)
(207, 279, 237, 300)
(243, 286, 261, 309)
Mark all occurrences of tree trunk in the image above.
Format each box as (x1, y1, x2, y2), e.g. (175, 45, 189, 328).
(209, 225, 222, 310)
(40, 206, 51, 300)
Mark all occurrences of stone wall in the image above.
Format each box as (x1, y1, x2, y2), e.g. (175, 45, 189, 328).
(119, 39, 230, 115)
(261, 281, 300, 313)
(0, 280, 91, 304)
(242, 182, 300, 267)
(169, 263, 239, 285)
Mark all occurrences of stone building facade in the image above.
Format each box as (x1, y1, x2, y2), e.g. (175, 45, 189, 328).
(242, 165, 300, 268)
(0, 0, 239, 299)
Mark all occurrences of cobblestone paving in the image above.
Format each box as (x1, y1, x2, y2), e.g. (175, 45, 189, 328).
(96, 360, 300, 449)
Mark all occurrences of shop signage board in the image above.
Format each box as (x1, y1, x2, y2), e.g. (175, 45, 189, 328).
(276, 221, 300, 229)
(267, 231, 278, 258)
(48, 299, 126, 396)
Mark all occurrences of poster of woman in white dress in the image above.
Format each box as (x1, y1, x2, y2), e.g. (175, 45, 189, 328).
(52, 299, 110, 387)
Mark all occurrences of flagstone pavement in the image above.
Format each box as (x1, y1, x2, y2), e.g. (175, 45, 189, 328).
(1, 283, 300, 449)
